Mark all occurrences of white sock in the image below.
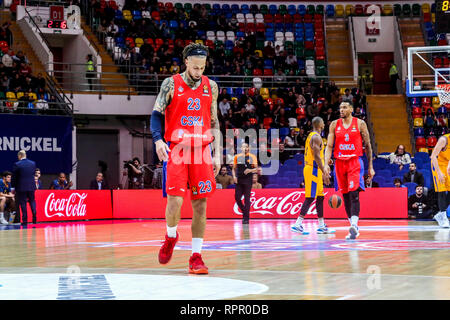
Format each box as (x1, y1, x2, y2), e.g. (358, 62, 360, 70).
(318, 218, 325, 227)
(351, 216, 359, 227)
(167, 225, 178, 238)
(295, 216, 304, 226)
(192, 238, 203, 254)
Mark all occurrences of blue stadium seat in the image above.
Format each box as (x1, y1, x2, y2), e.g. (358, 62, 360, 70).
(169, 20, 178, 29)
(279, 177, 290, 185)
(377, 169, 392, 178)
(231, 4, 239, 14)
(326, 4, 335, 17)
(269, 4, 277, 15)
(234, 87, 243, 97)
(286, 184, 298, 188)
(288, 5, 296, 15)
(132, 10, 142, 19)
(265, 184, 279, 188)
(280, 127, 290, 138)
(414, 152, 430, 163)
(373, 176, 386, 187)
(284, 159, 299, 167)
(297, 4, 306, 15)
(241, 4, 250, 14)
(227, 184, 236, 189)
(404, 182, 418, 196)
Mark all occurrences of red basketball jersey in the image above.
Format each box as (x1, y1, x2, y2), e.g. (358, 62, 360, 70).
(333, 117, 363, 160)
(164, 74, 213, 146)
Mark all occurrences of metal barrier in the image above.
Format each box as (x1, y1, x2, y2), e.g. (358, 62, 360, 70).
(46, 62, 356, 96)
(0, 99, 74, 115)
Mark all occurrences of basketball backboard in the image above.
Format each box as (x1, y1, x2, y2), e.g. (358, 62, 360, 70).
(406, 45, 450, 98)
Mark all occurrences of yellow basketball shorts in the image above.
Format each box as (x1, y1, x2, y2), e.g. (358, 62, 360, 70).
(304, 164, 324, 198)
(431, 162, 450, 192)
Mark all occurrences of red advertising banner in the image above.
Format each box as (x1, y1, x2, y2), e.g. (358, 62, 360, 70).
(31, 190, 113, 223)
(113, 188, 408, 219)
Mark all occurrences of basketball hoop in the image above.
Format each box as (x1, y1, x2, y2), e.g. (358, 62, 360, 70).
(436, 84, 450, 107)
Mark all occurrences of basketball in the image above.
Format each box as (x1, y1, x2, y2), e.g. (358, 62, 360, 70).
(328, 194, 342, 209)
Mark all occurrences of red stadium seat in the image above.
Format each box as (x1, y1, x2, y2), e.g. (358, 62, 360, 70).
(427, 136, 438, 148)
(246, 23, 256, 32)
(263, 117, 273, 129)
(355, 4, 364, 15)
(304, 14, 313, 23)
(253, 69, 263, 76)
(151, 11, 160, 20)
(313, 14, 323, 21)
(238, 23, 246, 32)
(293, 13, 302, 23)
(263, 68, 273, 76)
(305, 41, 314, 49)
(256, 23, 265, 32)
(296, 107, 306, 119)
(423, 12, 431, 22)
(412, 106, 422, 117)
(274, 14, 283, 23)
(284, 14, 293, 23)
(205, 39, 214, 49)
(415, 137, 426, 151)
(264, 14, 273, 23)
(275, 97, 284, 105)
(422, 97, 432, 106)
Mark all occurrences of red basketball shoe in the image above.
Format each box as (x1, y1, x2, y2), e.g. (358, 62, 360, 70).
(188, 253, 209, 274)
(158, 233, 179, 264)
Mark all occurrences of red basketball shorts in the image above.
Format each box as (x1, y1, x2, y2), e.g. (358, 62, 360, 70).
(165, 142, 216, 200)
(334, 157, 365, 194)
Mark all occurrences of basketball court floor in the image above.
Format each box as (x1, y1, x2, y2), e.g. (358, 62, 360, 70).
(0, 218, 448, 300)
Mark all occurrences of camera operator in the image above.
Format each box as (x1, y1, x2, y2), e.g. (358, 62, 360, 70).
(124, 157, 144, 189)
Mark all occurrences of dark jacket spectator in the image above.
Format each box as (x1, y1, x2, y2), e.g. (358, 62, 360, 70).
(403, 163, 425, 186)
(89, 173, 109, 190)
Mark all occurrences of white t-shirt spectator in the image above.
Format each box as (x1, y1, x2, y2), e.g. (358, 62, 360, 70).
(2, 54, 12, 67)
(35, 99, 49, 110)
(219, 100, 231, 116)
(245, 103, 255, 112)
(342, 93, 353, 103)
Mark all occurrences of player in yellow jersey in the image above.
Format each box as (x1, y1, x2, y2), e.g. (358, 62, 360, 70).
(430, 133, 450, 228)
(291, 117, 334, 234)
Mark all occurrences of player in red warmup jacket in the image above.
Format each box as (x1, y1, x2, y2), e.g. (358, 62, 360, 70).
(150, 43, 221, 274)
(324, 101, 375, 240)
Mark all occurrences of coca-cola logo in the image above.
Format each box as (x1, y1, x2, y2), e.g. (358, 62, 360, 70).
(44, 193, 88, 218)
(233, 191, 328, 216)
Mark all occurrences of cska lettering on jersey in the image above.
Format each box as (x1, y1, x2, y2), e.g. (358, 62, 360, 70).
(339, 144, 356, 151)
(180, 116, 204, 127)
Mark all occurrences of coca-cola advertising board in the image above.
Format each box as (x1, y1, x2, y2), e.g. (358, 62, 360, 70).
(113, 188, 407, 219)
(31, 190, 113, 223)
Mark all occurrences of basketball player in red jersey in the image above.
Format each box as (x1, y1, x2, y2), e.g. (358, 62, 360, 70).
(150, 43, 221, 274)
(324, 101, 375, 240)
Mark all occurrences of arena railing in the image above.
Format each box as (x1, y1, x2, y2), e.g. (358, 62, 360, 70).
(0, 100, 75, 116)
(46, 62, 356, 97)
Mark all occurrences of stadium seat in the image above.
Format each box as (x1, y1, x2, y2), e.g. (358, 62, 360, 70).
(297, 5, 306, 15)
(345, 5, 354, 16)
(402, 4, 411, 16)
(413, 118, 424, 127)
(383, 4, 393, 15)
(354, 4, 364, 15)
(404, 182, 418, 196)
(394, 4, 402, 16)
(335, 5, 344, 17)
(412, 3, 421, 17)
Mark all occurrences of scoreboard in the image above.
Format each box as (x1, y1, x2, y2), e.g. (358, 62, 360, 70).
(435, 0, 450, 33)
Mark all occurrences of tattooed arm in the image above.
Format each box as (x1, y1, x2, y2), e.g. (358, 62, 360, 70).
(359, 119, 375, 179)
(210, 79, 222, 176)
(151, 77, 174, 161)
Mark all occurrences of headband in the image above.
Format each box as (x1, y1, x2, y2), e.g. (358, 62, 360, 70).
(186, 48, 208, 58)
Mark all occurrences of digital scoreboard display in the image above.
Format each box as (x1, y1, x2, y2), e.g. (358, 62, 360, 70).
(47, 20, 67, 29)
(435, 0, 450, 33)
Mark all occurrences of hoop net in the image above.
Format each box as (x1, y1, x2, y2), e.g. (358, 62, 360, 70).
(436, 84, 450, 107)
